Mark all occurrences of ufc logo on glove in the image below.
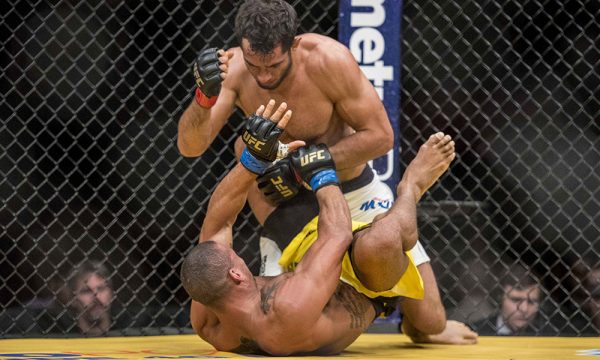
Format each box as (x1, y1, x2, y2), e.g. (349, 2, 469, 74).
(243, 132, 266, 151)
(269, 176, 295, 198)
(300, 150, 326, 166)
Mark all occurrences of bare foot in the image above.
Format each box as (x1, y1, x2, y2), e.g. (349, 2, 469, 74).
(400, 132, 455, 201)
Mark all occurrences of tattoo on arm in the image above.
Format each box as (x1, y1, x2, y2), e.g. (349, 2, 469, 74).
(335, 284, 370, 329)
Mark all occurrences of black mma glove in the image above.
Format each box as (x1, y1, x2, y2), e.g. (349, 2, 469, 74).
(290, 144, 339, 192)
(240, 114, 287, 174)
(257, 158, 302, 205)
(192, 47, 222, 108)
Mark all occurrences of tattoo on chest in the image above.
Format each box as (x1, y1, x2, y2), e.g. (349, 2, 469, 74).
(260, 281, 281, 314)
(335, 284, 370, 329)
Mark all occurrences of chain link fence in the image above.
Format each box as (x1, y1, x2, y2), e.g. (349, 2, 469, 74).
(1, 0, 598, 337)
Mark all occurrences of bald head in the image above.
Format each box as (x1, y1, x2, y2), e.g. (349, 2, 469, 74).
(180, 241, 233, 306)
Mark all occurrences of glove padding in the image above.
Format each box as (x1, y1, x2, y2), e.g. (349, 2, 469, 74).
(242, 114, 284, 162)
(257, 158, 302, 205)
(193, 47, 222, 97)
(290, 144, 339, 192)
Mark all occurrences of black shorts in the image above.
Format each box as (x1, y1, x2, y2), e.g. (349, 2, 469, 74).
(263, 165, 374, 249)
(370, 296, 401, 322)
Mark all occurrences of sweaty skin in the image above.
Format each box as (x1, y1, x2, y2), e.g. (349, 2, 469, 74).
(177, 33, 393, 182)
(189, 109, 458, 355)
(179, 32, 477, 345)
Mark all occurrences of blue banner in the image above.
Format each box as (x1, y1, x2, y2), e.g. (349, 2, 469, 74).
(339, 0, 401, 190)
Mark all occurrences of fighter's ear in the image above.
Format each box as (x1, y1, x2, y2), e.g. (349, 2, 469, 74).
(228, 268, 244, 284)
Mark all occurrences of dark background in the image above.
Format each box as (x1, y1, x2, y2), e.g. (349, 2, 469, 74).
(1, 0, 598, 336)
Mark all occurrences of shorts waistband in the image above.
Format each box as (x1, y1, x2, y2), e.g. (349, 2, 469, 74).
(263, 164, 375, 249)
(340, 165, 374, 194)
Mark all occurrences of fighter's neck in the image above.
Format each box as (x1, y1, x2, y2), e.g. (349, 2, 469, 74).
(216, 287, 262, 321)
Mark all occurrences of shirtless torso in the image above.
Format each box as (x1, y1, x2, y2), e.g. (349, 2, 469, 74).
(178, 33, 393, 182)
(190, 278, 374, 356)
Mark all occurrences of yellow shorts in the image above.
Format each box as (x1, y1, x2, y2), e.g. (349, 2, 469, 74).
(278, 217, 424, 299)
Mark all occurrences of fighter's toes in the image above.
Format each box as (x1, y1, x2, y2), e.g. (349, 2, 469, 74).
(428, 132, 445, 144)
(442, 140, 455, 154)
(433, 134, 452, 149)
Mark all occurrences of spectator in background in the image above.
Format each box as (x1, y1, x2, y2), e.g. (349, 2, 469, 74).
(61, 261, 114, 336)
(470, 265, 543, 336)
(0, 259, 190, 337)
(0, 261, 114, 336)
(582, 267, 600, 332)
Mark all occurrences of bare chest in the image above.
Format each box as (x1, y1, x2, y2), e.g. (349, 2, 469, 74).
(237, 80, 344, 144)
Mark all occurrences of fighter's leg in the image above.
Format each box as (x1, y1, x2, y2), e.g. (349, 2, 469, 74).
(400, 262, 446, 335)
(350, 132, 456, 292)
(400, 261, 478, 344)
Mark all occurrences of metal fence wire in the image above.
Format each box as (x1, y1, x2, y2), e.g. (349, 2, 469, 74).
(1, 0, 598, 337)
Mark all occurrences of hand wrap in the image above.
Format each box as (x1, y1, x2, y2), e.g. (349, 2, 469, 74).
(192, 47, 222, 108)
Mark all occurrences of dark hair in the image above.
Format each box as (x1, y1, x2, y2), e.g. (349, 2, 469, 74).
(234, 0, 299, 54)
(500, 263, 539, 290)
(180, 241, 233, 307)
(67, 261, 113, 292)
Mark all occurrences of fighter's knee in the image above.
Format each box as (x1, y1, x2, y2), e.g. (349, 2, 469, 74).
(402, 229, 418, 251)
(352, 233, 407, 292)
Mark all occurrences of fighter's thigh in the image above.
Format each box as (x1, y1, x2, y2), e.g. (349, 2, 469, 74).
(400, 262, 446, 334)
(350, 225, 408, 292)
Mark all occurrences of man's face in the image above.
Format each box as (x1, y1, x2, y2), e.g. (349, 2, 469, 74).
(241, 39, 293, 90)
(74, 273, 113, 321)
(501, 285, 541, 332)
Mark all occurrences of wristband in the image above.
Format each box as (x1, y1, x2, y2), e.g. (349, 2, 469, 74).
(309, 169, 339, 192)
(240, 148, 271, 175)
(195, 88, 218, 109)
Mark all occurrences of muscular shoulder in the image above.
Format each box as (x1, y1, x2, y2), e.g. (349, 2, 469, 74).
(298, 34, 362, 98)
(259, 274, 310, 325)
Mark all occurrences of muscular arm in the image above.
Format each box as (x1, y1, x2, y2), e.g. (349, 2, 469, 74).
(317, 45, 393, 170)
(177, 86, 237, 157)
(199, 162, 256, 246)
(198, 99, 297, 245)
(277, 185, 353, 324)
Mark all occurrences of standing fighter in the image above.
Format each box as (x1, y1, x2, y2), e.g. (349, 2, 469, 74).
(177, 0, 475, 344)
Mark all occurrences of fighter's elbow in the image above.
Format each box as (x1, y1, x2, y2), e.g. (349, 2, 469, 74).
(374, 130, 393, 156)
(177, 139, 204, 158)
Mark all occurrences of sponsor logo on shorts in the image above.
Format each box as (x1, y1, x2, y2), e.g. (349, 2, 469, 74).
(359, 197, 392, 211)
